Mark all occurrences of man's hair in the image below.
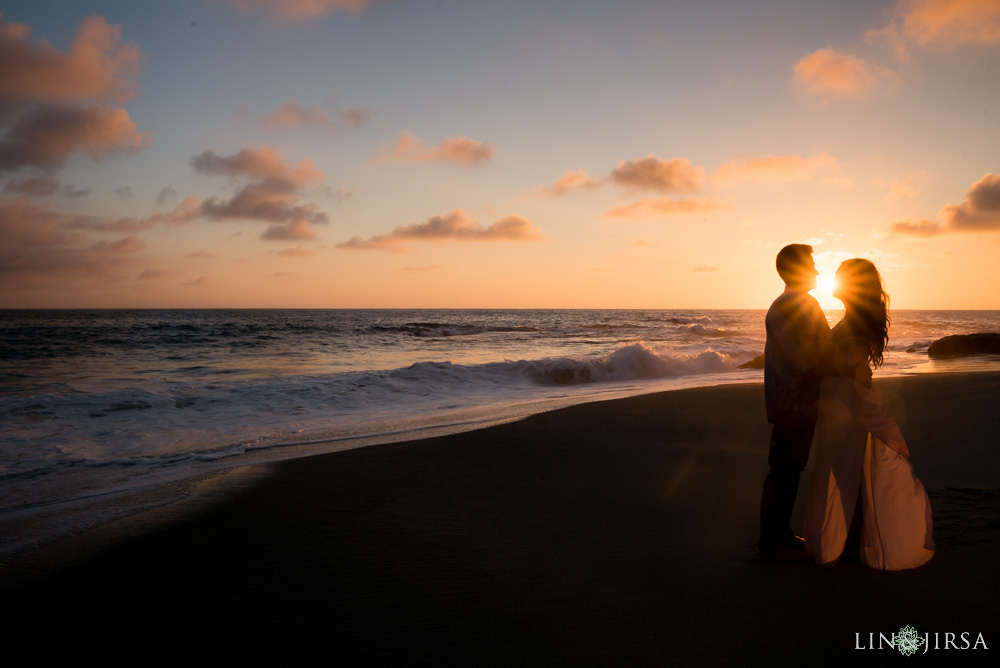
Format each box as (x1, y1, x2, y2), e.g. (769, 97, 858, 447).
(775, 243, 813, 284)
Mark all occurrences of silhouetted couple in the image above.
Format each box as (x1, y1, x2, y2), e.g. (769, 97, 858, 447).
(759, 244, 933, 569)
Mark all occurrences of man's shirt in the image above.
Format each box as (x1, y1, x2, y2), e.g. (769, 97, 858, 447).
(764, 287, 829, 423)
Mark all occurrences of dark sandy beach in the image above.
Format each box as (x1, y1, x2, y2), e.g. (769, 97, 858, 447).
(5, 372, 1000, 664)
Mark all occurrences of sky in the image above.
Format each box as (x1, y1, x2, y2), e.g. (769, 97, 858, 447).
(1, 0, 998, 309)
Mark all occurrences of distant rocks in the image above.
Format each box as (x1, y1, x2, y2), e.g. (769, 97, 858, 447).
(927, 333, 1000, 358)
(739, 354, 765, 369)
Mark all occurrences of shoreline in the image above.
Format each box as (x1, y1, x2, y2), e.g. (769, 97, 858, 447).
(5, 371, 1000, 662)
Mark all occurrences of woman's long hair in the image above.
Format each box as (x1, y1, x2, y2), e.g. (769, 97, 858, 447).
(836, 259, 891, 367)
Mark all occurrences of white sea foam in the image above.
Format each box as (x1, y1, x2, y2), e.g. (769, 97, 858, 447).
(2, 307, 998, 559)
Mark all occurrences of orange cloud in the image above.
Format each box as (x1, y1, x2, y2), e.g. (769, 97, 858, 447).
(874, 170, 929, 202)
(899, 0, 1000, 48)
(693, 266, 719, 273)
(0, 104, 149, 174)
(0, 14, 149, 175)
(604, 197, 724, 220)
(610, 155, 703, 193)
(712, 153, 841, 184)
(259, 100, 373, 130)
(191, 147, 322, 186)
(0, 14, 143, 108)
(793, 48, 877, 97)
(138, 268, 178, 280)
(530, 168, 601, 197)
(372, 132, 495, 166)
(192, 147, 327, 240)
(227, 0, 369, 23)
(275, 246, 314, 257)
(889, 173, 1000, 236)
(0, 196, 147, 284)
(337, 209, 542, 251)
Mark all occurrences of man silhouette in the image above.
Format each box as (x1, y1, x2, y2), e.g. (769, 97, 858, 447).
(759, 244, 829, 562)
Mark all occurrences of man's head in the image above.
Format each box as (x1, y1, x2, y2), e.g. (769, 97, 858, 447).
(775, 243, 817, 290)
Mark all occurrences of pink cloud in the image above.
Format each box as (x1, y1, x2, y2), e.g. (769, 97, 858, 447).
(0, 104, 149, 174)
(610, 155, 703, 193)
(191, 147, 322, 186)
(372, 132, 495, 166)
(604, 196, 724, 220)
(259, 100, 373, 130)
(0, 196, 147, 283)
(889, 173, 1000, 236)
(0, 14, 143, 108)
(227, 0, 369, 23)
(192, 147, 327, 240)
(337, 209, 542, 251)
(530, 168, 601, 197)
(793, 48, 877, 97)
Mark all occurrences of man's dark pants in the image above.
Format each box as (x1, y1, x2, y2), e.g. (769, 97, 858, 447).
(759, 410, 815, 550)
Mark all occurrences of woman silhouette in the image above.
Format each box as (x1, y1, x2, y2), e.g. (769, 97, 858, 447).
(803, 259, 934, 570)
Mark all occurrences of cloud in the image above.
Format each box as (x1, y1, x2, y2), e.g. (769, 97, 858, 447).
(0, 104, 150, 174)
(275, 246, 314, 256)
(272, 271, 297, 278)
(0, 14, 143, 109)
(156, 186, 178, 205)
(184, 276, 211, 287)
(258, 99, 373, 130)
(632, 240, 656, 248)
(0, 15, 149, 177)
(60, 195, 201, 233)
(693, 265, 719, 273)
(712, 153, 842, 184)
(114, 185, 133, 199)
(897, 0, 1000, 49)
(874, 170, 929, 202)
(192, 147, 327, 240)
(191, 147, 322, 185)
(3, 174, 59, 197)
(610, 155, 703, 193)
(138, 268, 177, 280)
(336, 209, 542, 251)
(604, 196, 725, 220)
(0, 196, 147, 283)
(400, 265, 450, 273)
(372, 132, 495, 166)
(61, 184, 90, 198)
(889, 173, 1000, 236)
(186, 250, 218, 259)
(261, 220, 319, 240)
(793, 48, 878, 97)
(227, 0, 369, 24)
(530, 168, 601, 197)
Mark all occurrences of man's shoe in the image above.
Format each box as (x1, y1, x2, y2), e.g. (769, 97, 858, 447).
(784, 534, 806, 551)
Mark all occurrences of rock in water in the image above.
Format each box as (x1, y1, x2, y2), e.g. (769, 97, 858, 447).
(739, 354, 765, 369)
(927, 333, 1000, 358)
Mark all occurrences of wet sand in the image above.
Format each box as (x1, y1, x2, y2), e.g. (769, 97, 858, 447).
(5, 373, 1000, 664)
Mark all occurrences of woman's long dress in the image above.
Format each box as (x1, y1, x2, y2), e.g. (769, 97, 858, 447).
(803, 324, 935, 570)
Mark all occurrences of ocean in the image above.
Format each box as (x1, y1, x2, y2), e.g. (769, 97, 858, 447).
(2, 308, 999, 557)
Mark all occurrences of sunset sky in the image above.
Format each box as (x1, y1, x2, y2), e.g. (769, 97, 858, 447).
(1, 0, 998, 309)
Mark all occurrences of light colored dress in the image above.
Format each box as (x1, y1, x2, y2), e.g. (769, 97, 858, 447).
(804, 322, 935, 570)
